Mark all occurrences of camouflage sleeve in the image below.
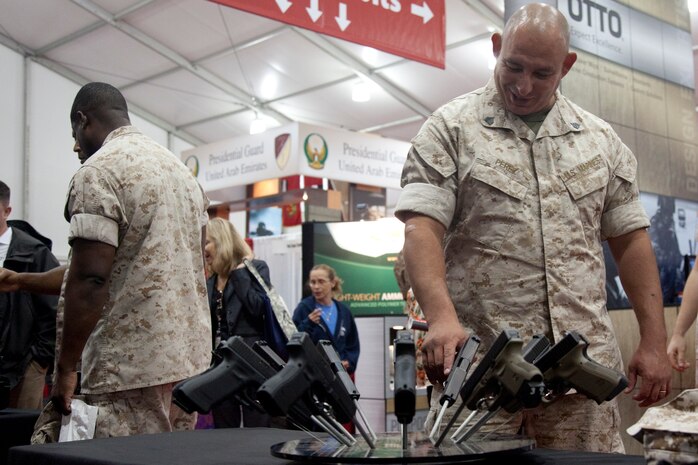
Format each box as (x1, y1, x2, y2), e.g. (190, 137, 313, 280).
(600, 136, 649, 240)
(394, 112, 459, 229)
(198, 181, 210, 227)
(66, 166, 122, 247)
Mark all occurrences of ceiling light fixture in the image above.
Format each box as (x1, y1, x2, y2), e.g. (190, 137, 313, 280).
(260, 75, 278, 99)
(352, 81, 371, 103)
(249, 114, 266, 135)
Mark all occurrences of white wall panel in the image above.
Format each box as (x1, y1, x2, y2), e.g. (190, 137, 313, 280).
(20, 65, 185, 261)
(0, 44, 26, 219)
(129, 113, 167, 149)
(354, 317, 386, 399)
(171, 136, 194, 159)
(26, 63, 81, 261)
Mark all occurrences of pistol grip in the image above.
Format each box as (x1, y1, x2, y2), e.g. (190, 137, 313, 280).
(257, 363, 312, 416)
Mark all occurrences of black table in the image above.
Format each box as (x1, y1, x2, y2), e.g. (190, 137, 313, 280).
(8, 428, 647, 465)
(0, 409, 40, 465)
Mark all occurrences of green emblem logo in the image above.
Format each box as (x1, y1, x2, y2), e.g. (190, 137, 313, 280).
(304, 133, 328, 170)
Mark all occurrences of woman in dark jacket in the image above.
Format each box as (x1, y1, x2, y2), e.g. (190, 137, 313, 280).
(204, 217, 271, 428)
(292, 264, 359, 375)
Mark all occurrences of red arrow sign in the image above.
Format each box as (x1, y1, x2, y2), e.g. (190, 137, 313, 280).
(211, 0, 445, 69)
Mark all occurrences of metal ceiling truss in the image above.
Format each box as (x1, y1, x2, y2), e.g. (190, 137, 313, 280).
(2, 0, 505, 145)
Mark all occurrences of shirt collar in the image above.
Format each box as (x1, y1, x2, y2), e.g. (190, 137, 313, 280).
(0, 226, 13, 246)
(102, 125, 140, 147)
(478, 79, 584, 138)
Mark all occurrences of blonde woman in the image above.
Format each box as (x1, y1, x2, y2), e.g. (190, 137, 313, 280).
(204, 217, 271, 428)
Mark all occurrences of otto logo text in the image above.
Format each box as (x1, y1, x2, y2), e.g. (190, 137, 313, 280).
(567, 0, 622, 38)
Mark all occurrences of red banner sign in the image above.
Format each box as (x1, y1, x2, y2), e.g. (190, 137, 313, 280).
(211, 0, 445, 69)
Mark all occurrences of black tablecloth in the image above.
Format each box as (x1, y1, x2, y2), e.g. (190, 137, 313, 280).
(0, 409, 40, 465)
(8, 428, 647, 465)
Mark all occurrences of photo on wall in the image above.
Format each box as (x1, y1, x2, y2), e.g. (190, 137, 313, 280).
(248, 207, 283, 237)
(605, 192, 698, 309)
(349, 185, 386, 222)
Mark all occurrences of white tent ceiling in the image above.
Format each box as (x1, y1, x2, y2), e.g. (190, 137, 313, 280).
(0, 0, 696, 148)
(0, 0, 504, 146)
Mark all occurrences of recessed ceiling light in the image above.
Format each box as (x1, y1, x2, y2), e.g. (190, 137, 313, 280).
(352, 81, 371, 102)
(249, 115, 266, 135)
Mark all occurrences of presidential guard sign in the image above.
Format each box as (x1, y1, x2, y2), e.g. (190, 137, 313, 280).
(211, 0, 446, 69)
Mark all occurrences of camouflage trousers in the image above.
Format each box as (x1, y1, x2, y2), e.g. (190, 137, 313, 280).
(84, 381, 196, 438)
(425, 386, 625, 453)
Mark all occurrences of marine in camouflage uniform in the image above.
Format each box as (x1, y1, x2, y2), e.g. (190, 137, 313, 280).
(395, 4, 671, 453)
(53, 83, 211, 438)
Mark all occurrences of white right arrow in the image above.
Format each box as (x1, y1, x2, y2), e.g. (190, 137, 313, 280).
(306, 0, 322, 22)
(335, 3, 351, 31)
(275, 0, 292, 13)
(411, 1, 433, 24)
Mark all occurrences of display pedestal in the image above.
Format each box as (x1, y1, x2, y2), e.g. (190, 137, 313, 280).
(271, 431, 535, 463)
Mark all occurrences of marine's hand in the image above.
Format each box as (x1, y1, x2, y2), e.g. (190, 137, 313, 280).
(51, 368, 78, 416)
(0, 268, 20, 292)
(667, 334, 690, 372)
(420, 318, 467, 386)
(625, 343, 672, 407)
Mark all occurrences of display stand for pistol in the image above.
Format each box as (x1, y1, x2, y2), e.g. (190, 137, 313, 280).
(428, 335, 481, 443)
(449, 333, 549, 443)
(317, 340, 377, 448)
(434, 330, 546, 446)
(257, 332, 378, 448)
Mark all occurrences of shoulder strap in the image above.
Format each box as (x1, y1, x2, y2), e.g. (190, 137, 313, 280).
(243, 259, 271, 293)
(243, 259, 297, 340)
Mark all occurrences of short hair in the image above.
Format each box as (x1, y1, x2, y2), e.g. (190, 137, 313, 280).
(310, 264, 343, 294)
(0, 181, 9, 206)
(207, 217, 252, 277)
(70, 82, 129, 123)
(505, 3, 571, 51)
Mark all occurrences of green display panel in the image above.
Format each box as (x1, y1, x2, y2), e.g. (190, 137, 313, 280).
(303, 220, 404, 316)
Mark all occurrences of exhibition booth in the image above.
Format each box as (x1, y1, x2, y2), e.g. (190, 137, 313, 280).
(181, 122, 424, 432)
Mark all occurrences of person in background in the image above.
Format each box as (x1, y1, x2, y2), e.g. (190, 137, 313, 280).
(395, 3, 671, 453)
(293, 264, 360, 376)
(204, 217, 272, 428)
(0, 181, 60, 409)
(668, 262, 698, 372)
(293, 264, 360, 433)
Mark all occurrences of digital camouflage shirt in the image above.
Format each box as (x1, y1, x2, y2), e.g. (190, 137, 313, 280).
(395, 80, 649, 370)
(59, 126, 211, 395)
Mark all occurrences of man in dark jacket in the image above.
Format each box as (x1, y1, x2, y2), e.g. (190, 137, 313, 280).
(0, 181, 59, 409)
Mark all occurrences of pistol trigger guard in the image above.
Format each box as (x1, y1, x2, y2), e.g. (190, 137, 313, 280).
(542, 389, 563, 403)
(476, 395, 495, 411)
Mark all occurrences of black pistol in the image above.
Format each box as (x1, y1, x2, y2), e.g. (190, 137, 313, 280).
(256, 332, 356, 423)
(393, 330, 416, 427)
(429, 335, 481, 442)
(446, 330, 545, 444)
(172, 336, 276, 414)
